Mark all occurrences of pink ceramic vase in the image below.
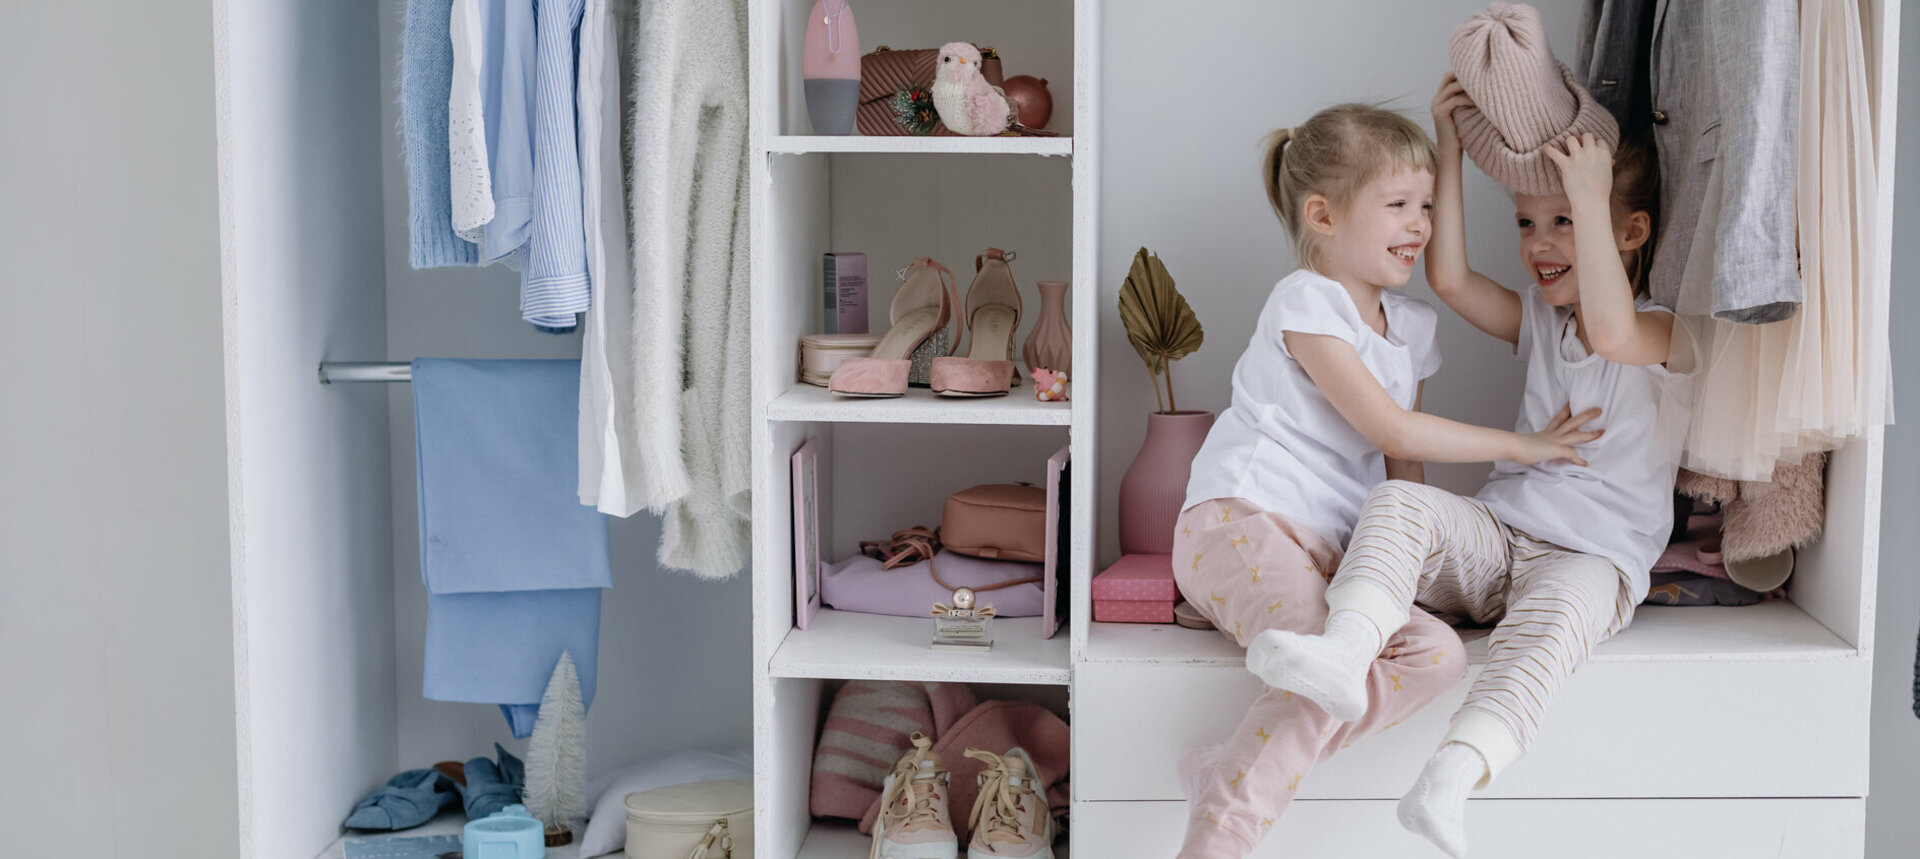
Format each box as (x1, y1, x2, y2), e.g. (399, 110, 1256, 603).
(1117, 410, 1215, 555)
(1022, 280, 1072, 375)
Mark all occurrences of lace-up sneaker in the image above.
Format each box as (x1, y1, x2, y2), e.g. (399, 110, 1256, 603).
(964, 748, 1054, 859)
(873, 732, 959, 859)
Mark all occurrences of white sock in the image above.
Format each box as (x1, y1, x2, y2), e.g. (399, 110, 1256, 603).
(1243, 611, 1382, 722)
(1397, 742, 1486, 859)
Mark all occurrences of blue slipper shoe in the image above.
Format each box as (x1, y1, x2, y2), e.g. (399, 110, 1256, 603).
(458, 743, 525, 819)
(343, 768, 458, 830)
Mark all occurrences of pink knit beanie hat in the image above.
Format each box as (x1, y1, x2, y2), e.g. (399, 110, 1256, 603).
(1448, 2, 1619, 195)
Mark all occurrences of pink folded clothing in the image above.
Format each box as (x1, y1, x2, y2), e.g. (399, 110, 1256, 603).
(821, 549, 1046, 618)
(1653, 513, 1728, 579)
(1093, 553, 1177, 623)
(810, 680, 978, 823)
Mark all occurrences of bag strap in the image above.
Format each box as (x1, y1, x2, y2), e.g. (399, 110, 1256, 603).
(689, 820, 733, 859)
(860, 527, 1042, 593)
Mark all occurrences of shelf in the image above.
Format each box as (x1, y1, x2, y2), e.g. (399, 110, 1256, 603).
(771, 609, 1070, 684)
(317, 811, 615, 859)
(768, 383, 1072, 425)
(797, 818, 1069, 858)
(766, 135, 1073, 157)
(1081, 600, 1856, 667)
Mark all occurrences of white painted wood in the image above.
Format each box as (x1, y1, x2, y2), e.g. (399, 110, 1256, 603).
(796, 819, 1071, 858)
(217, 2, 395, 857)
(1072, 798, 1864, 858)
(1067, 0, 1102, 674)
(769, 136, 1074, 156)
(770, 383, 1071, 425)
(314, 814, 621, 859)
(772, 610, 1070, 684)
(1801, 436, 1882, 651)
(1075, 653, 1868, 801)
(1084, 600, 1856, 666)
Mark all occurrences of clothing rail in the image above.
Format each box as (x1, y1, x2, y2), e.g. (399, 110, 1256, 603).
(318, 362, 412, 384)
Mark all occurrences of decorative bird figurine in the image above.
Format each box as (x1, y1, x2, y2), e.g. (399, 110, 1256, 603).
(931, 42, 1012, 136)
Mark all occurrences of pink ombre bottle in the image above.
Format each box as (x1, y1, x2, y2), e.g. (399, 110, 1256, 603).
(803, 0, 859, 134)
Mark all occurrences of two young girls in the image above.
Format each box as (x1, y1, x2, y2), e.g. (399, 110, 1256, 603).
(1174, 72, 1691, 859)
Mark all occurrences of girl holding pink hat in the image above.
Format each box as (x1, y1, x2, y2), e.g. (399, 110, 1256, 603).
(1254, 5, 1699, 856)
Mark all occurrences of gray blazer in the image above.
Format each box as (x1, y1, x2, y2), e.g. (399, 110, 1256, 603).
(1576, 0, 1656, 133)
(1646, 0, 1801, 323)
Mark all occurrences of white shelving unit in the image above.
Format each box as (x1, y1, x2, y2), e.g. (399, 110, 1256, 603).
(743, 1, 1898, 857)
(748, 1, 1095, 856)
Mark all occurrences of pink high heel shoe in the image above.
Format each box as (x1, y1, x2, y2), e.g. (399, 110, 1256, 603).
(931, 249, 1022, 397)
(830, 259, 956, 397)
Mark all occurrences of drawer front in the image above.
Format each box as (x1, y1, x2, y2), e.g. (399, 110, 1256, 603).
(1073, 658, 1868, 800)
(1070, 798, 1864, 858)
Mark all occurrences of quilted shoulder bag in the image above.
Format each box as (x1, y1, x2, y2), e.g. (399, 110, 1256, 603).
(857, 45, 1003, 136)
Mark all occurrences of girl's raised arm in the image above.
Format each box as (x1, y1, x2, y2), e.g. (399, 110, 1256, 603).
(1428, 74, 1523, 345)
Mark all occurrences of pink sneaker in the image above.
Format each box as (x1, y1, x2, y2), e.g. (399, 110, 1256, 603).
(964, 748, 1054, 859)
(873, 733, 959, 859)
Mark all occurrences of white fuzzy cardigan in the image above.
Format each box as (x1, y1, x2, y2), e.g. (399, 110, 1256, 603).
(621, 0, 751, 578)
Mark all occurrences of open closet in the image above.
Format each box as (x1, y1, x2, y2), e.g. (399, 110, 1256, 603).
(209, 0, 1899, 856)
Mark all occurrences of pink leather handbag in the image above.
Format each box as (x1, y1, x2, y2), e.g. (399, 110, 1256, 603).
(942, 483, 1048, 563)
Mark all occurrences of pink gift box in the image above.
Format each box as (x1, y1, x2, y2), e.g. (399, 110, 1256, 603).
(1094, 554, 1177, 623)
(1094, 599, 1175, 623)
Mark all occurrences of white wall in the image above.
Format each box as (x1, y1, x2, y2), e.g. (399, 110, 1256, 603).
(1865, 2, 1920, 855)
(1096, 0, 1572, 563)
(0, 4, 240, 858)
(375, 0, 754, 778)
(216, 1, 398, 857)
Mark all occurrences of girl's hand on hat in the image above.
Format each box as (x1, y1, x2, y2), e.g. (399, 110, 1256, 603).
(1431, 74, 1474, 145)
(1547, 133, 1615, 205)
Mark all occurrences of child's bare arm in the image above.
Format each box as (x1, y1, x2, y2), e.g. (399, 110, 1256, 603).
(1429, 74, 1523, 345)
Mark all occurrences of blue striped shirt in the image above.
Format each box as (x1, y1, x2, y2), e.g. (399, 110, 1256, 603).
(521, 0, 592, 331)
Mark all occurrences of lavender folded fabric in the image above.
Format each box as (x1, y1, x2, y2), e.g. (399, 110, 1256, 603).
(821, 549, 1045, 618)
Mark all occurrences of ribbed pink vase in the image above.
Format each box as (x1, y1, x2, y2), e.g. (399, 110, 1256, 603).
(1022, 280, 1072, 376)
(1118, 410, 1215, 555)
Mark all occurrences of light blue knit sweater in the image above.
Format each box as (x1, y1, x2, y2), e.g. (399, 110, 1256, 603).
(403, 0, 480, 268)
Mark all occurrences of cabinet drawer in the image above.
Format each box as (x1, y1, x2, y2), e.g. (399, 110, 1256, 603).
(1072, 656, 1867, 800)
(1069, 798, 1863, 857)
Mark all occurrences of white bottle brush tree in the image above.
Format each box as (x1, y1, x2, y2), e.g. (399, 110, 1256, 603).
(524, 651, 588, 837)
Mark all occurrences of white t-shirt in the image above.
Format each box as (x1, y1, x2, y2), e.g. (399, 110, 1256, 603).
(1185, 269, 1442, 548)
(1475, 287, 1697, 600)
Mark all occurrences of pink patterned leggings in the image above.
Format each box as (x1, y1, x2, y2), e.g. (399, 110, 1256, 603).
(1171, 498, 1468, 858)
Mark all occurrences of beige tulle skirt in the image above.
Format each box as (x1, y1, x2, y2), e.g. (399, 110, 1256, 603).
(1682, 0, 1890, 480)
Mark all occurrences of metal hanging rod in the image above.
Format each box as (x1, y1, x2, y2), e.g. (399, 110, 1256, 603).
(318, 362, 412, 384)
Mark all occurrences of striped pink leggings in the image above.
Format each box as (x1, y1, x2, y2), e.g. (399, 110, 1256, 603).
(1324, 480, 1638, 785)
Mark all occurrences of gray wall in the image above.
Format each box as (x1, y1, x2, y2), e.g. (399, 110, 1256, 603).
(1866, 3, 1920, 856)
(0, 3, 239, 858)
(1097, 0, 1559, 564)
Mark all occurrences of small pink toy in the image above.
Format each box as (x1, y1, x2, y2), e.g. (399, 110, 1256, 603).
(1033, 368, 1069, 401)
(931, 42, 1013, 136)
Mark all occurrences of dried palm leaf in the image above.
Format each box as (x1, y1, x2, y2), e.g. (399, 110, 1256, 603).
(1117, 247, 1204, 412)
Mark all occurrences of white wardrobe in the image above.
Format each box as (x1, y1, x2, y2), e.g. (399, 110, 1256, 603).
(77, 0, 1891, 857)
(746, 1, 1905, 858)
